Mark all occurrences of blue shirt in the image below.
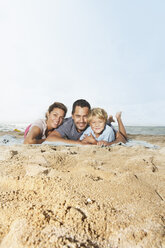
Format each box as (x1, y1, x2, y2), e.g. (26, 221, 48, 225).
(80, 124, 115, 142)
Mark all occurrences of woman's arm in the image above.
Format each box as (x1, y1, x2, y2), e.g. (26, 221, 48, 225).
(24, 126, 46, 144)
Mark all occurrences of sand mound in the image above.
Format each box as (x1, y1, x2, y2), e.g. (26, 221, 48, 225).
(0, 139, 165, 247)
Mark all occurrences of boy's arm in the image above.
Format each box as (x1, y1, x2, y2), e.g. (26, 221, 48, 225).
(80, 127, 97, 145)
(81, 134, 97, 145)
(97, 132, 127, 146)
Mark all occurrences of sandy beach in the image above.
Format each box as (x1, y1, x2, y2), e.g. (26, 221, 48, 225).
(0, 132, 164, 248)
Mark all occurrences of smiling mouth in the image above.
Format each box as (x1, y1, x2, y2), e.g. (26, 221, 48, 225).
(78, 123, 85, 126)
(94, 128, 102, 131)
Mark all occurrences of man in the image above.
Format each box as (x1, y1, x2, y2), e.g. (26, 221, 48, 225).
(46, 99, 127, 145)
(46, 99, 90, 145)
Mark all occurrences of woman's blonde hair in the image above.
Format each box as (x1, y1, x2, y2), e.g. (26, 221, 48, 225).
(88, 108, 108, 123)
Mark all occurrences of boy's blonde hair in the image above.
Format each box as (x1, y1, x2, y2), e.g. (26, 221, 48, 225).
(88, 108, 108, 123)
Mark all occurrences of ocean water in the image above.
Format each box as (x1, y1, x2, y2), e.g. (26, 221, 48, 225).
(125, 126, 165, 135)
(0, 123, 165, 135)
(0, 122, 28, 132)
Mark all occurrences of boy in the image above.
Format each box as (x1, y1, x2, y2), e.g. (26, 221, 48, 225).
(80, 108, 115, 145)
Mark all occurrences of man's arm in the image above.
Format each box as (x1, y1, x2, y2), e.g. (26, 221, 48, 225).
(46, 130, 82, 145)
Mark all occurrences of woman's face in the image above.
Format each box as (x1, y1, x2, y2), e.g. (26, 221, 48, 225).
(47, 108, 65, 129)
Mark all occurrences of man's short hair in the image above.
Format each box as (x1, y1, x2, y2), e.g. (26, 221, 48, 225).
(72, 99, 91, 114)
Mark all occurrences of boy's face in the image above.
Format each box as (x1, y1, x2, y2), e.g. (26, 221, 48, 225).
(90, 116, 106, 135)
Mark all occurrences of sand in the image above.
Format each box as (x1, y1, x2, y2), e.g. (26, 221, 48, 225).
(0, 132, 164, 248)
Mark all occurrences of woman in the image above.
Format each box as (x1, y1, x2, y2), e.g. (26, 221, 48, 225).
(24, 102, 67, 144)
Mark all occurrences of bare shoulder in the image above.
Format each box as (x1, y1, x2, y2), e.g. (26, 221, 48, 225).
(23, 126, 42, 144)
(28, 126, 41, 136)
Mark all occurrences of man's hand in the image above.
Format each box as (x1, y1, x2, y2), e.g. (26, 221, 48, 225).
(81, 134, 97, 145)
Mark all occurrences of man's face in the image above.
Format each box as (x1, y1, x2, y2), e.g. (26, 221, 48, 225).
(72, 106, 89, 132)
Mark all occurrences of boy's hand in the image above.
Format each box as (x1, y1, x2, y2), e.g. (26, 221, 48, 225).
(97, 141, 109, 146)
(81, 134, 97, 145)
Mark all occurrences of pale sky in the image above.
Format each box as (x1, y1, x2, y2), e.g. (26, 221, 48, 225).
(0, 0, 164, 125)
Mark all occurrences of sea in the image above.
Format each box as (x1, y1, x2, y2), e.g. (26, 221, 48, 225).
(0, 122, 165, 135)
